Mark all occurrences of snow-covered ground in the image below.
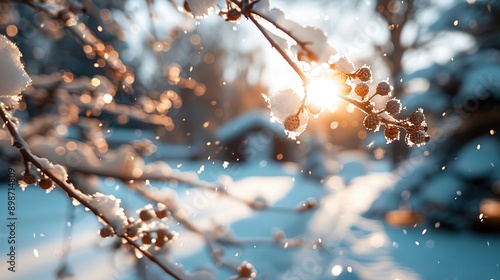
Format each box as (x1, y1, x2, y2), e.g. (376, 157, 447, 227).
(1, 157, 499, 280)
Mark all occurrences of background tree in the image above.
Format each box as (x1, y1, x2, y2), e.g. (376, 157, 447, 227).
(368, 0, 500, 231)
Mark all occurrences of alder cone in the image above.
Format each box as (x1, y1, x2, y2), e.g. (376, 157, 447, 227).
(183, 1, 191, 13)
(238, 262, 254, 278)
(385, 99, 402, 115)
(155, 229, 166, 248)
(39, 178, 54, 190)
(355, 66, 372, 82)
(139, 209, 154, 221)
(155, 209, 168, 219)
(22, 173, 37, 184)
(363, 114, 381, 131)
(384, 126, 400, 142)
(376, 81, 391, 96)
(142, 233, 152, 245)
(226, 9, 241, 21)
(409, 130, 426, 146)
(354, 83, 369, 98)
(409, 110, 425, 125)
(99, 227, 113, 238)
(284, 115, 300, 131)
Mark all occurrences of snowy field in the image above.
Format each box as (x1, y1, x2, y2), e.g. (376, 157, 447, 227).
(1, 158, 499, 280)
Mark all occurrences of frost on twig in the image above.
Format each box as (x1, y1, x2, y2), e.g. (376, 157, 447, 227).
(0, 35, 31, 110)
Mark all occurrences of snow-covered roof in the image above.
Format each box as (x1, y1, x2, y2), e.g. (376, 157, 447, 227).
(215, 109, 286, 143)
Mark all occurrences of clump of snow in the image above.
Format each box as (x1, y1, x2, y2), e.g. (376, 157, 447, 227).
(0, 35, 31, 110)
(253, 0, 337, 64)
(32, 154, 69, 183)
(330, 56, 356, 73)
(263, 89, 308, 139)
(29, 137, 146, 179)
(86, 193, 128, 234)
(154, 186, 181, 210)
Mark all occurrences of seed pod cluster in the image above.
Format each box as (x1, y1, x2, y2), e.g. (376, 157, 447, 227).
(336, 65, 430, 147)
(140, 228, 178, 249)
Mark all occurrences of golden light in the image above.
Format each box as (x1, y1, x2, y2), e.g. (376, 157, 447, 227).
(306, 76, 344, 111)
(103, 93, 113, 104)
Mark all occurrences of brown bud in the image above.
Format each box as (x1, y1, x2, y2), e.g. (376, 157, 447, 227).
(155, 230, 166, 248)
(284, 115, 300, 131)
(139, 209, 154, 221)
(384, 126, 400, 143)
(22, 172, 37, 185)
(237, 262, 255, 279)
(306, 198, 318, 209)
(363, 114, 381, 131)
(355, 66, 372, 82)
(354, 83, 369, 98)
(385, 99, 402, 115)
(409, 109, 425, 126)
(99, 227, 113, 238)
(39, 178, 54, 190)
(142, 233, 152, 245)
(375, 81, 392, 96)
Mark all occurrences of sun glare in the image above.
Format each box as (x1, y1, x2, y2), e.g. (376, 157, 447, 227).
(306, 73, 345, 112)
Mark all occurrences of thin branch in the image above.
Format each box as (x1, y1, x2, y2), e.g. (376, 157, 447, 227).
(247, 13, 309, 85)
(0, 106, 182, 280)
(249, 9, 312, 51)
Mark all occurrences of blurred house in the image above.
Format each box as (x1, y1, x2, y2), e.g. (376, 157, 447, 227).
(213, 110, 297, 162)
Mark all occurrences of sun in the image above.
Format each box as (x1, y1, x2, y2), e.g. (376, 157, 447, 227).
(307, 77, 342, 110)
(305, 68, 349, 112)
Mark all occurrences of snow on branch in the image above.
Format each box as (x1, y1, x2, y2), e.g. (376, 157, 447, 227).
(251, 0, 337, 64)
(221, 0, 430, 144)
(0, 35, 31, 110)
(0, 35, 188, 280)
